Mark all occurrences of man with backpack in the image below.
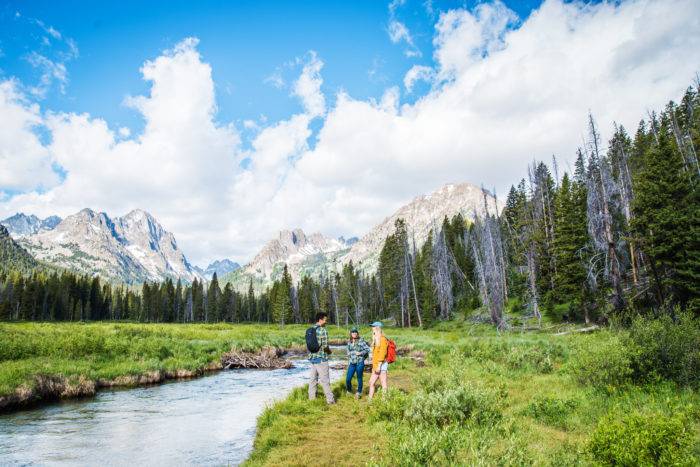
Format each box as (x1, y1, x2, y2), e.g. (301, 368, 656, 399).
(306, 312, 335, 404)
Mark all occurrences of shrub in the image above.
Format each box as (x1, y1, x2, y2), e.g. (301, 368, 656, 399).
(366, 388, 410, 423)
(404, 383, 502, 426)
(388, 425, 466, 467)
(569, 336, 631, 391)
(505, 342, 562, 373)
(388, 426, 442, 466)
(627, 313, 700, 387)
(457, 338, 565, 373)
(588, 410, 696, 466)
(524, 396, 578, 429)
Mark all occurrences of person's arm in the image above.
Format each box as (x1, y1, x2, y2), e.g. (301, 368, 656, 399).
(361, 340, 370, 358)
(378, 337, 388, 362)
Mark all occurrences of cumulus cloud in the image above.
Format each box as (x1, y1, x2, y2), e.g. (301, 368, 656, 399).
(1, 0, 699, 267)
(0, 80, 59, 191)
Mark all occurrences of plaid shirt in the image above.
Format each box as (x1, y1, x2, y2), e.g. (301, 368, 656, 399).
(308, 325, 329, 361)
(347, 338, 370, 365)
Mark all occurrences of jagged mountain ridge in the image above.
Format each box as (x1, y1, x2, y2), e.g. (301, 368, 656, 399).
(224, 181, 501, 290)
(17, 208, 201, 284)
(342, 182, 502, 272)
(1, 213, 62, 237)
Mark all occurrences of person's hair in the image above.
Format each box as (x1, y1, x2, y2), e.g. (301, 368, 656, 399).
(372, 326, 383, 346)
(315, 311, 328, 322)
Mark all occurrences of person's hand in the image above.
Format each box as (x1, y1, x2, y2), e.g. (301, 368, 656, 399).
(325, 346, 332, 354)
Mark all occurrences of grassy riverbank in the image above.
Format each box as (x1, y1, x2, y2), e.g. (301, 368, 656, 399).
(246, 319, 700, 466)
(0, 322, 353, 410)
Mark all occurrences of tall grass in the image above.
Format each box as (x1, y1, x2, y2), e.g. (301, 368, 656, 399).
(0, 322, 353, 397)
(246, 320, 700, 466)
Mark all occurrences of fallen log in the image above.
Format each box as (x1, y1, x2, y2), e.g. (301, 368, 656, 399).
(220, 347, 293, 370)
(554, 325, 600, 336)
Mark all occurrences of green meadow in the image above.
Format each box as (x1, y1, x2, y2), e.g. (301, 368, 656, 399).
(1, 318, 699, 465)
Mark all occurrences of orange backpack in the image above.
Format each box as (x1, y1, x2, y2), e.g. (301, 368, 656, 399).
(386, 338, 397, 364)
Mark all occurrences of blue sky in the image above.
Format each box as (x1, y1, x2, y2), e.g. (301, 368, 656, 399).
(1, 0, 543, 138)
(1, 0, 697, 265)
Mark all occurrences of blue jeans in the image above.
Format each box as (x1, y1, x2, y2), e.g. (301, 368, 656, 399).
(346, 361, 365, 394)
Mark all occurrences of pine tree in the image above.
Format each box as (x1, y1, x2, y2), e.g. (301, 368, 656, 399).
(552, 172, 590, 319)
(207, 273, 221, 322)
(632, 116, 696, 308)
(271, 265, 293, 325)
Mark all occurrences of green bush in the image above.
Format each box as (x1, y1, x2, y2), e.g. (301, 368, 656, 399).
(367, 388, 410, 423)
(524, 396, 578, 429)
(388, 426, 442, 466)
(569, 336, 632, 391)
(628, 313, 700, 387)
(404, 383, 502, 426)
(387, 425, 465, 466)
(588, 410, 696, 466)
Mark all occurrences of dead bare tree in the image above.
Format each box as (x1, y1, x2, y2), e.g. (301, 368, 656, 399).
(469, 207, 508, 330)
(431, 227, 464, 320)
(611, 122, 641, 286)
(585, 114, 625, 311)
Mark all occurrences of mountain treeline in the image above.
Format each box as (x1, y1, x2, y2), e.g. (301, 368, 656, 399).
(1, 83, 698, 326)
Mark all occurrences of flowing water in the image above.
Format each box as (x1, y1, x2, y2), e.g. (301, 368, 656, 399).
(0, 353, 344, 466)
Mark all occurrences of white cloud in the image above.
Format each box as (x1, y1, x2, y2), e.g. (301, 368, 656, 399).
(388, 20, 422, 58)
(292, 51, 325, 118)
(0, 80, 59, 191)
(1, 0, 699, 267)
(25, 52, 69, 97)
(22, 19, 79, 98)
(404, 65, 434, 92)
(264, 71, 285, 89)
(387, 0, 422, 58)
(433, 1, 517, 79)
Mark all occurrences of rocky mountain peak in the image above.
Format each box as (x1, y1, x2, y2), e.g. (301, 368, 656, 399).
(342, 181, 501, 271)
(17, 208, 200, 284)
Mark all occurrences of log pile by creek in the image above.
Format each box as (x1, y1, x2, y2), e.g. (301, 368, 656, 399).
(220, 347, 293, 370)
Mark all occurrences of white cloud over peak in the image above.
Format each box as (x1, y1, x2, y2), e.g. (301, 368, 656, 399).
(1, 0, 699, 267)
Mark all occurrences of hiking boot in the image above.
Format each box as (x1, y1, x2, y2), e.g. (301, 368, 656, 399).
(355, 393, 360, 400)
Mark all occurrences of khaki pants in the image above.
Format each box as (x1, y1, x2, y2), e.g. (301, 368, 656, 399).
(308, 361, 334, 404)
